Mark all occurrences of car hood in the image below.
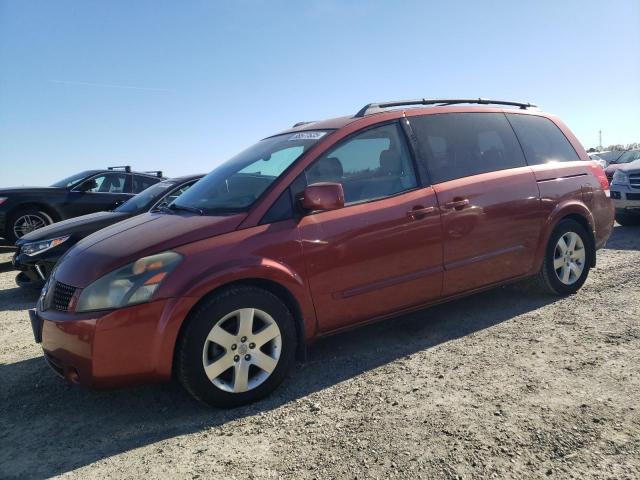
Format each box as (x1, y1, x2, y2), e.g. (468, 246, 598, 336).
(616, 159, 640, 173)
(16, 211, 130, 245)
(0, 186, 64, 195)
(55, 211, 247, 287)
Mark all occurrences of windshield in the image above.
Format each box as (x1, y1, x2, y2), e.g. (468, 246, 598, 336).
(50, 171, 94, 188)
(173, 131, 329, 214)
(115, 181, 176, 213)
(615, 150, 640, 164)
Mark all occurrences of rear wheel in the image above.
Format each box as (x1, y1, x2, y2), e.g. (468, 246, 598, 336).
(176, 286, 297, 408)
(7, 209, 53, 243)
(615, 210, 640, 226)
(535, 219, 592, 295)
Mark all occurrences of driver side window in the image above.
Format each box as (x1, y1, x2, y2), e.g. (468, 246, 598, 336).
(304, 123, 418, 204)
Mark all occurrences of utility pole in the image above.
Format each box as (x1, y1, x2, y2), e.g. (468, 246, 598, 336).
(599, 130, 602, 150)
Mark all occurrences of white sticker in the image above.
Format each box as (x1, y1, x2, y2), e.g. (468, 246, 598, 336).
(289, 131, 327, 141)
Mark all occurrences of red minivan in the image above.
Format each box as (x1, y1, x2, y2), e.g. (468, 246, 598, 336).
(30, 99, 614, 407)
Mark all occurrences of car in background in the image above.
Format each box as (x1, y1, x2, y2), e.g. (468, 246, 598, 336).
(30, 98, 613, 408)
(0, 166, 165, 243)
(588, 153, 607, 169)
(13, 174, 204, 287)
(604, 150, 640, 183)
(610, 158, 640, 226)
(595, 150, 625, 167)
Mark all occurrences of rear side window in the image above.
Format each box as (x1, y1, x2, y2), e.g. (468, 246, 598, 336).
(133, 175, 159, 193)
(506, 114, 580, 165)
(410, 113, 526, 184)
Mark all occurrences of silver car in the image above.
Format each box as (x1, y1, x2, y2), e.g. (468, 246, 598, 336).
(610, 155, 640, 226)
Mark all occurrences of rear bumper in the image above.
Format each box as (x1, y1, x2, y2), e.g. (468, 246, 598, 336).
(37, 299, 177, 388)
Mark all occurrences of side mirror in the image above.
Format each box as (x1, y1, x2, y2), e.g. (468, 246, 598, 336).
(77, 179, 98, 192)
(301, 182, 345, 211)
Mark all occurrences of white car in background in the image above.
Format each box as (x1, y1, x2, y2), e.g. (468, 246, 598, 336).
(588, 153, 607, 169)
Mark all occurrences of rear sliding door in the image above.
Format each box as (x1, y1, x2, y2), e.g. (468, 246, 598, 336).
(408, 112, 542, 296)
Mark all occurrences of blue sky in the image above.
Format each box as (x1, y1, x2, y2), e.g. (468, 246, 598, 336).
(1, 0, 638, 187)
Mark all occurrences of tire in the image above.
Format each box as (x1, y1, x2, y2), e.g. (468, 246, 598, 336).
(6, 209, 53, 243)
(176, 286, 297, 408)
(615, 210, 640, 227)
(534, 219, 592, 295)
(15, 271, 45, 290)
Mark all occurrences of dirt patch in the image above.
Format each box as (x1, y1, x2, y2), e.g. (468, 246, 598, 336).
(0, 227, 639, 479)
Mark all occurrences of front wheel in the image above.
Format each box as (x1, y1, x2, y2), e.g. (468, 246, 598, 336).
(535, 219, 592, 295)
(176, 286, 297, 408)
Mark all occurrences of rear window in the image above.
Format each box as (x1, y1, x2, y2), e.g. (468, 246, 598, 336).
(409, 113, 527, 184)
(506, 114, 580, 165)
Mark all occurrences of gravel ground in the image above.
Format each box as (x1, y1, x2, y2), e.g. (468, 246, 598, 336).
(0, 225, 639, 480)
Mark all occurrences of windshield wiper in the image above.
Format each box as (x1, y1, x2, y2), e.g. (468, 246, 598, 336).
(169, 203, 204, 215)
(152, 204, 173, 214)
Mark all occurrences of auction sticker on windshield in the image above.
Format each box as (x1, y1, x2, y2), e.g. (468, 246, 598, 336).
(289, 131, 327, 141)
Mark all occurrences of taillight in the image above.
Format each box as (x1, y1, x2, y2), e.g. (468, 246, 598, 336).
(588, 161, 609, 192)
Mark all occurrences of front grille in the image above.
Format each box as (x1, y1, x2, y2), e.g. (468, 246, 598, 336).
(627, 192, 640, 201)
(51, 281, 76, 311)
(629, 173, 640, 189)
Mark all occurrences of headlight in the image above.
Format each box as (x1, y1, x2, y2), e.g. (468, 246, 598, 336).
(75, 251, 182, 312)
(22, 235, 70, 256)
(0, 197, 7, 206)
(612, 170, 629, 185)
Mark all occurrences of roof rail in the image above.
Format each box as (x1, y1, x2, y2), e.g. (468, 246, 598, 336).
(108, 165, 132, 173)
(354, 98, 538, 117)
(143, 170, 164, 178)
(292, 121, 316, 128)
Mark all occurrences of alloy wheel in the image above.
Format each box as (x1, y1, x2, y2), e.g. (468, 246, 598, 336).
(13, 214, 48, 238)
(201, 308, 282, 393)
(553, 231, 586, 285)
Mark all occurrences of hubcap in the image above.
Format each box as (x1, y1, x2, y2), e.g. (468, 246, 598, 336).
(553, 231, 586, 285)
(201, 308, 281, 393)
(13, 214, 48, 238)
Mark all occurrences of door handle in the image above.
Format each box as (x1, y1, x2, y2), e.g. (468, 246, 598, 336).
(407, 205, 435, 219)
(444, 198, 470, 210)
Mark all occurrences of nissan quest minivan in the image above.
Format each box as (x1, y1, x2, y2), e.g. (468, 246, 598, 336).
(30, 99, 614, 407)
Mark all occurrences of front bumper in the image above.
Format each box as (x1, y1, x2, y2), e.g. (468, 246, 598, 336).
(13, 245, 66, 278)
(35, 299, 176, 388)
(610, 185, 640, 210)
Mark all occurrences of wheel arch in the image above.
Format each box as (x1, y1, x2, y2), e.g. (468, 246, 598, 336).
(535, 203, 597, 271)
(7, 202, 62, 224)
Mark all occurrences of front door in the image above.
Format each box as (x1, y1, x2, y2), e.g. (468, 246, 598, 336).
(297, 122, 443, 333)
(408, 112, 542, 296)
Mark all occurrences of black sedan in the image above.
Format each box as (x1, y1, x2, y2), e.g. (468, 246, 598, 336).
(0, 166, 164, 243)
(13, 174, 203, 288)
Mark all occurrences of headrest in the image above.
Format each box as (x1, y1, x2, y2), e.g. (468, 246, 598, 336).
(379, 150, 402, 175)
(308, 156, 344, 181)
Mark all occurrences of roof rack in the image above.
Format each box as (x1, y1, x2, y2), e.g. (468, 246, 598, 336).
(143, 170, 164, 178)
(354, 98, 538, 117)
(108, 165, 132, 173)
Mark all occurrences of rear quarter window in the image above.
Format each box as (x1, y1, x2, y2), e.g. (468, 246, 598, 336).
(409, 112, 527, 184)
(506, 114, 580, 165)
(133, 175, 160, 193)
